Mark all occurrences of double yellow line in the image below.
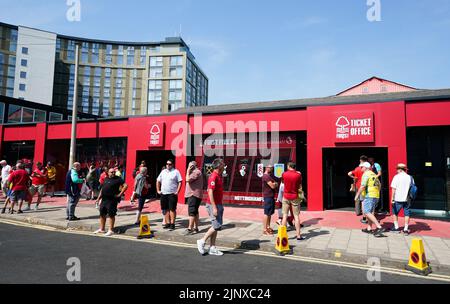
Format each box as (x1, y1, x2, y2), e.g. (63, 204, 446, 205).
(1, 218, 449, 283)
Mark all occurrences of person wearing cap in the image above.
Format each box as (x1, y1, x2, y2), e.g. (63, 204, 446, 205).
(390, 164, 414, 235)
(1, 160, 12, 199)
(197, 158, 225, 256)
(262, 164, 278, 236)
(348, 155, 369, 221)
(354, 162, 386, 237)
(184, 161, 203, 235)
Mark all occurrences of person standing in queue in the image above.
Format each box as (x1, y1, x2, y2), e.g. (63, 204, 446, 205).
(184, 161, 203, 235)
(156, 160, 182, 231)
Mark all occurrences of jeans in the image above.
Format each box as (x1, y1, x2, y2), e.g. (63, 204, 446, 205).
(67, 195, 80, 218)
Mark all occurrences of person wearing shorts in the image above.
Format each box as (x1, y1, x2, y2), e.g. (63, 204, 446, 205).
(26, 162, 47, 211)
(157, 160, 182, 231)
(184, 161, 203, 235)
(355, 162, 386, 237)
(94, 168, 127, 237)
(390, 163, 414, 235)
(8, 163, 29, 214)
(197, 159, 225, 256)
(46, 162, 57, 197)
(133, 166, 149, 225)
(281, 162, 304, 241)
(262, 164, 278, 236)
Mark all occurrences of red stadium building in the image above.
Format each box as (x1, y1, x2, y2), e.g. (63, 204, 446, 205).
(1, 77, 449, 218)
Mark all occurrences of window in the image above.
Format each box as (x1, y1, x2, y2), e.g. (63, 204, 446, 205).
(7, 105, 22, 123)
(49, 112, 63, 121)
(150, 56, 163, 67)
(34, 109, 46, 122)
(127, 47, 135, 65)
(20, 71, 27, 79)
(81, 42, 89, 63)
(105, 44, 113, 64)
(91, 43, 100, 64)
(22, 47, 29, 55)
(149, 67, 163, 78)
(21, 59, 27, 67)
(380, 85, 387, 92)
(140, 47, 147, 66)
(170, 67, 183, 77)
(0, 102, 4, 124)
(362, 87, 369, 93)
(117, 45, 124, 65)
(170, 56, 183, 66)
(19, 84, 26, 91)
(149, 80, 162, 90)
(169, 80, 182, 89)
(21, 107, 34, 123)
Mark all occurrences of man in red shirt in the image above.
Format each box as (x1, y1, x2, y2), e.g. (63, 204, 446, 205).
(197, 159, 225, 256)
(8, 163, 29, 214)
(348, 155, 368, 220)
(25, 162, 47, 211)
(281, 162, 304, 241)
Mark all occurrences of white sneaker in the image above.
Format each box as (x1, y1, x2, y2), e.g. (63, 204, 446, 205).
(197, 239, 206, 255)
(95, 202, 99, 209)
(94, 229, 105, 234)
(105, 230, 114, 237)
(23, 206, 31, 212)
(209, 246, 224, 256)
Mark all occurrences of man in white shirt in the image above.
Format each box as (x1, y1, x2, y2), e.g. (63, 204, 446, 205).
(390, 163, 414, 235)
(157, 159, 182, 231)
(1, 160, 12, 199)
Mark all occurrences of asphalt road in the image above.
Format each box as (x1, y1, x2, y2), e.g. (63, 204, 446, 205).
(0, 222, 446, 284)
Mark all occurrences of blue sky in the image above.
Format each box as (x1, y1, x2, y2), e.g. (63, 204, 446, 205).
(1, 0, 450, 105)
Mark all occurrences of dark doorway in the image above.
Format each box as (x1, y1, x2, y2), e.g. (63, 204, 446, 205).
(136, 150, 175, 198)
(2, 141, 35, 163)
(323, 147, 389, 212)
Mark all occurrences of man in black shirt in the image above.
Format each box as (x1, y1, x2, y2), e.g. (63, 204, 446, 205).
(94, 168, 128, 236)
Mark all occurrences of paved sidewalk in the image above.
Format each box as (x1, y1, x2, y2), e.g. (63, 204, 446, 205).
(1, 197, 450, 275)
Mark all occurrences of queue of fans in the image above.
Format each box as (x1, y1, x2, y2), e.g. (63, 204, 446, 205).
(1, 155, 417, 256)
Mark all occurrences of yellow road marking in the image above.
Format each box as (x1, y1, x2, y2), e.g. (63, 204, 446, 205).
(1, 218, 449, 282)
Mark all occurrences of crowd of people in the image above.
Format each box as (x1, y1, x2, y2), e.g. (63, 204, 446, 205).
(1, 154, 417, 256)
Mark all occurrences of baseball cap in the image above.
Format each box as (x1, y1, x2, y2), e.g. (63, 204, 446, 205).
(361, 162, 372, 169)
(397, 163, 408, 170)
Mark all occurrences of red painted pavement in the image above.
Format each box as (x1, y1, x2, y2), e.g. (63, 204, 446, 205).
(30, 197, 450, 239)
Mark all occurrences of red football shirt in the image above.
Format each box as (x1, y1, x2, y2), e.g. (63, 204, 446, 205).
(32, 168, 47, 185)
(207, 171, 223, 205)
(352, 166, 363, 189)
(8, 169, 29, 191)
(282, 170, 302, 200)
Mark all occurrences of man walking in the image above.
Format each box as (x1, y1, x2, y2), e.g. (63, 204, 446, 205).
(133, 166, 149, 225)
(26, 162, 47, 211)
(7, 163, 29, 214)
(65, 162, 85, 221)
(197, 159, 225, 256)
(390, 163, 414, 235)
(1, 160, 11, 200)
(184, 161, 203, 235)
(354, 162, 386, 237)
(262, 164, 278, 236)
(156, 159, 182, 231)
(348, 155, 368, 220)
(94, 168, 128, 236)
(281, 162, 304, 241)
(46, 162, 57, 197)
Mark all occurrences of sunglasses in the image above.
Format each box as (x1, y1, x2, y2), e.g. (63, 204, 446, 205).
(166, 163, 173, 166)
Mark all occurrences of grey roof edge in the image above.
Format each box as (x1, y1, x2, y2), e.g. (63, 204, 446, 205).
(175, 88, 450, 115)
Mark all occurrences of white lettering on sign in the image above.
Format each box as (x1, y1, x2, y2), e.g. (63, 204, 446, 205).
(336, 116, 373, 141)
(234, 196, 264, 202)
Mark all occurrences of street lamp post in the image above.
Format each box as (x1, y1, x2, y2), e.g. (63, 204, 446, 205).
(69, 43, 80, 169)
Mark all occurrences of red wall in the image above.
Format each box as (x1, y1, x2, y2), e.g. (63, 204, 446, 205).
(307, 101, 408, 211)
(406, 100, 450, 127)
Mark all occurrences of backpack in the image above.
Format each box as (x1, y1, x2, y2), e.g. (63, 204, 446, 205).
(408, 176, 418, 202)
